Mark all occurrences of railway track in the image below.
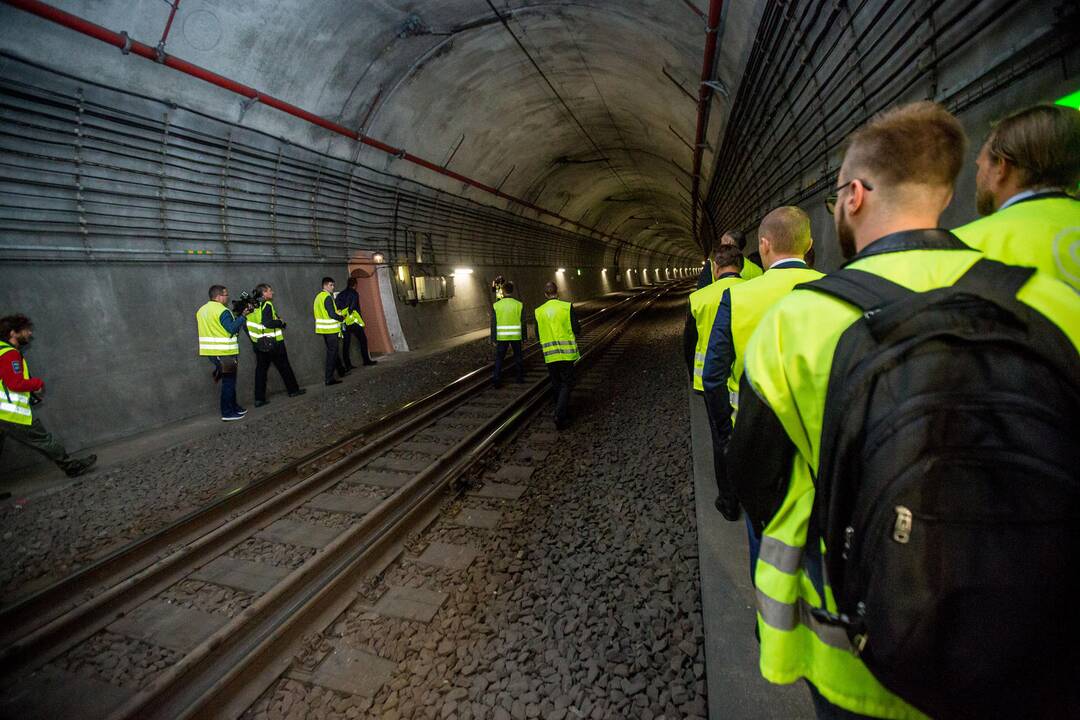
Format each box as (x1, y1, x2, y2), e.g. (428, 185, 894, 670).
(0, 281, 685, 719)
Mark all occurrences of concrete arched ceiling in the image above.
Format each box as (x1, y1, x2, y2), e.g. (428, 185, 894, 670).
(0, 0, 767, 259)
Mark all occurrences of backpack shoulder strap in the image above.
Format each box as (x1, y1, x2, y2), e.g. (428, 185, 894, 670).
(796, 268, 913, 312)
(952, 259, 1035, 308)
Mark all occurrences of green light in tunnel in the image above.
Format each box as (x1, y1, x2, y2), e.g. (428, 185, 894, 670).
(1055, 89, 1080, 110)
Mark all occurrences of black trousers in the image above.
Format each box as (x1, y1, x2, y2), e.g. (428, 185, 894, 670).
(254, 343, 300, 401)
(0, 417, 76, 471)
(322, 334, 347, 383)
(342, 324, 373, 366)
(546, 361, 575, 426)
(493, 340, 524, 385)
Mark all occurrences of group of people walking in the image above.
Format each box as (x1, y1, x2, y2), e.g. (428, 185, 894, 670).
(686, 101, 1079, 719)
(489, 279, 581, 429)
(196, 277, 376, 422)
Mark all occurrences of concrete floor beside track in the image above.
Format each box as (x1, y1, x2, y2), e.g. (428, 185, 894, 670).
(688, 392, 813, 719)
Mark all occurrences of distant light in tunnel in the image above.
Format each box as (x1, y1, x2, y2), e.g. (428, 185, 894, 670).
(556, 268, 566, 274)
(601, 268, 607, 274)
(372, 252, 386, 264)
(576, 268, 582, 276)
(453, 267, 473, 277)
(397, 266, 407, 282)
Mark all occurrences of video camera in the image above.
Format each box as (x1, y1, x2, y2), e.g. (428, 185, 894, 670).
(231, 289, 262, 315)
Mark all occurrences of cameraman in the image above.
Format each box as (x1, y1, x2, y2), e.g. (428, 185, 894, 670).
(248, 284, 305, 407)
(196, 285, 249, 422)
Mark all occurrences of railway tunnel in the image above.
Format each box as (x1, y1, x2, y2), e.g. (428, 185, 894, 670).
(0, 1, 1077, 718)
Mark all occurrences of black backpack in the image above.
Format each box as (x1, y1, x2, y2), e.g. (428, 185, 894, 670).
(800, 259, 1080, 719)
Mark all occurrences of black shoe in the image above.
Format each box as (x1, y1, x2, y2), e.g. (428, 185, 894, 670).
(236, 408, 248, 416)
(64, 454, 97, 478)
(343, 364, 357, 371)
(363, 360, 378, 366)
(254, 400, 270, 407)
(288, 389, 307, 397)
(325, 379, 342, 386)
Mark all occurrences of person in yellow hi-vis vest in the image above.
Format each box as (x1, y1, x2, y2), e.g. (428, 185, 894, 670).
(491, 281, 527, 387)
(248, 283, 304, 407)
(683, 244, 745, 499)
(335, 277, 377, 369)
(534, 281, 580, 430)
(0, 314, 97, 484)
(701, 207, 822, 525)
(954, 104, 1080, 291)
(313, 277, 348, 386)
(196, 285, 251, 421)
(727, 102, 1080, 719)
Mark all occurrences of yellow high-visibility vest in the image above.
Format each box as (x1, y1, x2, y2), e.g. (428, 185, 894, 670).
(0, 341, 32, 425)
(247, 301, 284, 344)
(727, 264, 822, 413)
(534, 299, 579, 363)
(740, 244, 1078, 718)
(313, 291, 341, 335)
(953, 194, 1080, 292)
(196, 300, 239, 356)
(493, 298, 524, 341)
(688, 274, 745, 391)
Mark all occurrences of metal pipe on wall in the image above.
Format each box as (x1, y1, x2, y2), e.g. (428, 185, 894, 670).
(2, 0, 633, 248)
(689, 0, 724, 253)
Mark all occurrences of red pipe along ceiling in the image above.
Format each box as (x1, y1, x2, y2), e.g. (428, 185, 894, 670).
(2, 0, 629, 246)
(690, 0, 724, 251)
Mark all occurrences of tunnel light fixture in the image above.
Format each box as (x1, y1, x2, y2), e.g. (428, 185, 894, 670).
(556, 268, 566, 274)
(372, 251, 386, 264)
(601, 268, 607, 273)
(397, 266, 407, 282)
(453, 267, 473, 277)
(577, 268, 582, 276)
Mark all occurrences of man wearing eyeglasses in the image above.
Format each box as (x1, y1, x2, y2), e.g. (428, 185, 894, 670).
(725, 101, 1079, 719)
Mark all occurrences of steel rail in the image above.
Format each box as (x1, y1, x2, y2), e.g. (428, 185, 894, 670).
(0, 289, 658, 683)
(110, 283, 681, 720)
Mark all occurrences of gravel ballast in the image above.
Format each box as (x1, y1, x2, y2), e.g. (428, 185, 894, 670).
(242, 292, 707, 719)
(0, 336, 495, 601)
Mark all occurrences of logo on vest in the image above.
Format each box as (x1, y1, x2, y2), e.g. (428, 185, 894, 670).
(1052, 226, 1080, 289)
(10, 361, 19, 373)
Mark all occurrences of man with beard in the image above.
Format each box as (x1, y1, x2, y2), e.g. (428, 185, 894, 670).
(0, 314, 97, 479)
(954, 104, 1080, 291)
(725, 101, 1079, 718)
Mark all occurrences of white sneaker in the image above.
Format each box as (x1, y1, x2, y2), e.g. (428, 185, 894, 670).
(221, 414, 246, 422)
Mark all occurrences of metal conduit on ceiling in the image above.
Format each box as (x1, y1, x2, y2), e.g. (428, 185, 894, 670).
(0, 59, 691, 269)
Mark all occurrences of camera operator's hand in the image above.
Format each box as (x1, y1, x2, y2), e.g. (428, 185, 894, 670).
(242, 306, 254, 316)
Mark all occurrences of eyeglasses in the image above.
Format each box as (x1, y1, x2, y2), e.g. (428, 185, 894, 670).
(825, 178, 874, 214)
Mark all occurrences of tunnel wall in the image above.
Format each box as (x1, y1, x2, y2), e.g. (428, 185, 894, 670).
(3, 256, 690, 472)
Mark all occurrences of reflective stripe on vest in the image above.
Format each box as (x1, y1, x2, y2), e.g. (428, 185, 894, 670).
(344, 309, 365, 327)
(726, 266, 823, 414)
(196, 300, 240, 356)
(248, 303, 284, 342)
(534, 299, 579, 363)
(313, 291, 342, 334)
(0, 341, 32, 425)
(734, 245, 1080, 718)
(688, 274, 744, 391)
(494, 297, 523, 341)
